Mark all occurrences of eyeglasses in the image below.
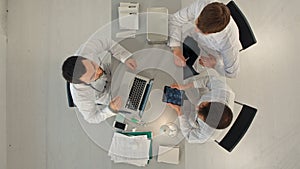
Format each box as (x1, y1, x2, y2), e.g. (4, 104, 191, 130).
(89, 62, 103, 82)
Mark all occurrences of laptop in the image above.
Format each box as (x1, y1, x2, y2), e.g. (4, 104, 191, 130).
(117, 71, 154, 118)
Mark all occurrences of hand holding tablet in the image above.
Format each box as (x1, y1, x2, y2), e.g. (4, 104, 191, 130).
(162, 86, 185, 106)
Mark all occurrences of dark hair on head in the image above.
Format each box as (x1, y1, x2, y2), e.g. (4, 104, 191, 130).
(197, 102, 233, 129)
(196, 2, 231, 34)
(62, 56, 87, 84)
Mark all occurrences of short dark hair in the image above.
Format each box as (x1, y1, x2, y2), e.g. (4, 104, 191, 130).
(196, 2, 231, 34)
(197, 102, 233, 129)
(62, 56, 87, 84)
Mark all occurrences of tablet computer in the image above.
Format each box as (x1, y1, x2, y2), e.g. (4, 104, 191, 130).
(162, 86, 184, 106)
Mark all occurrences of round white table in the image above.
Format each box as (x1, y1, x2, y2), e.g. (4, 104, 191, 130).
(76, 47, 186, 157)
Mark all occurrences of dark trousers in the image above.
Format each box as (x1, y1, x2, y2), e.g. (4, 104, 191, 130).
(182, 36, 200, 79)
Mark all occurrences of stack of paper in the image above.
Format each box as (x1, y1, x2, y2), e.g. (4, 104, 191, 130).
(157, 145, 180, 165)
(118, 2, 139, 30)
(108, 132, 151, 167)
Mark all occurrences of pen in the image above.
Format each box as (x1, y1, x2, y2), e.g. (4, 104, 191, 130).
(131, 117, 139, 124)
(119, 110, 132, 114)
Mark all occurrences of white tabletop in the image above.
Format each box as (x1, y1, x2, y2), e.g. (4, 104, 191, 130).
(111, 48, 185, 155)
(75, 0, 187, 167)
(75, 47, 186, 156)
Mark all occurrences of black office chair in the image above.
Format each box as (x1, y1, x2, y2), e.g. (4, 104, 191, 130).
(215, 101, 257, 152)
(66, 82, 76, 107)
(226, 1, 257, 51)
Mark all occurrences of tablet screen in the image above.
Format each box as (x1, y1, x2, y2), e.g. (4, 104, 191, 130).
(162, 86, 184, 106)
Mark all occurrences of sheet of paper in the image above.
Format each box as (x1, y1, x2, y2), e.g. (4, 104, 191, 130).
(157, 145, 180, 165)
(118, 3, 139, 30)
(108, 132, 151, 166)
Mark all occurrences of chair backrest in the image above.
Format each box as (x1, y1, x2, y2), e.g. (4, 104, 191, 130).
(215, 102, 257, 152)
(66, 82, 76, 107)
(226, 1, 257, 51)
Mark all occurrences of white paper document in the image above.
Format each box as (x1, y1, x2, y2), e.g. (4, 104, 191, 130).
(116, 30, 136, 39)
(108, 132, 151, 167)
(118, 2, 139, 30)
(157, 145, 180, 164)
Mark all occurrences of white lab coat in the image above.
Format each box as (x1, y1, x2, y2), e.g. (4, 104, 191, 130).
(179, 68, 235, 143)
(168, 0, 242, 78)
(70, 37, 132, 124)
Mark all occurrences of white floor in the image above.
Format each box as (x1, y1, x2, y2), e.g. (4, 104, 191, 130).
(4, 0, 300, 169)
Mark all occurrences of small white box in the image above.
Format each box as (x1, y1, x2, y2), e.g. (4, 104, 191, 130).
(157, 145, 179, 165)
(147, 7, 168, 44)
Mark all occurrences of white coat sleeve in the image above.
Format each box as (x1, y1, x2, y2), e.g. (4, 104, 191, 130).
(192, 68, 221, 89)
(168, 0, 210, 47)
(78, 38, 132, 63)
(71, 84, 116, 124)
(218, 19, 241, 78)
(221, 47, 240, 78)
(168, 1, 199, 47)
(178, 115, 211, 143)
(219, 32, 240, 78)
(192, 73, 210, 89)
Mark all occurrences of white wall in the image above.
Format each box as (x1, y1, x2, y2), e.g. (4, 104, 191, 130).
(0, 0, 7, 169)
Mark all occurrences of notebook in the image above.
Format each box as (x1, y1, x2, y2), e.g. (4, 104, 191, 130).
(157, 145, 180, 164)
(117, 71, 154, 118)
(146, 7, 168, 44)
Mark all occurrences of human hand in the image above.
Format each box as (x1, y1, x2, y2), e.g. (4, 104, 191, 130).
(109, 96, 122, 112)
(172, 47, 186, 67)
(171, 83, 193, 90)
(199, 55, 216, 68)
(167, 103, 183, 116)
(170, 83, 183, 90)
(125, 58, 137, 71)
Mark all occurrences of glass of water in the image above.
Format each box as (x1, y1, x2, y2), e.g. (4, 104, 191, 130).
(160, 122, 178, 137)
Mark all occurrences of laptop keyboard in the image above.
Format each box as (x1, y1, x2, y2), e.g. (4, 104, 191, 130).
(125, 77, 147, 111)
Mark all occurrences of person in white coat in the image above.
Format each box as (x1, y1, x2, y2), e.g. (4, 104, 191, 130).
(62, 37, 137, 124)
(167, 68, 234, 143)
(168, 0, 241, 78)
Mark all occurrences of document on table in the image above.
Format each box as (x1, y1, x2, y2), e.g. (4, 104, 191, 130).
(108, 132, 151, 166)
(157, 145, 180, 164)
(118, 2, 139, 30)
